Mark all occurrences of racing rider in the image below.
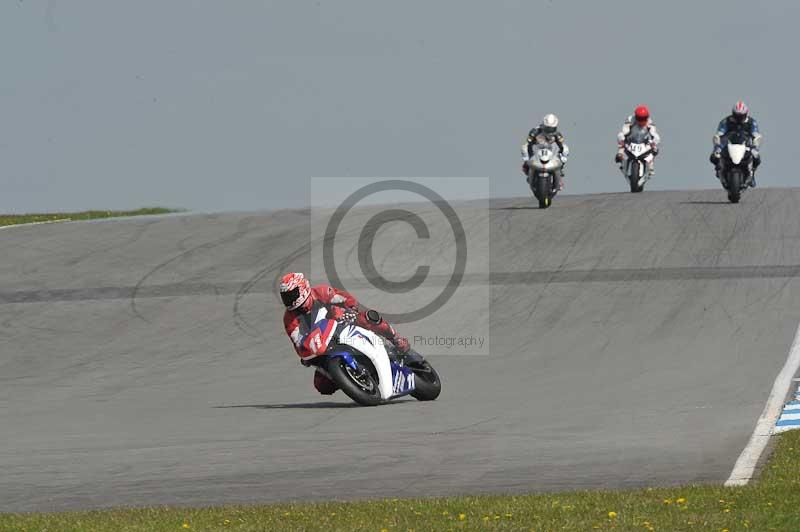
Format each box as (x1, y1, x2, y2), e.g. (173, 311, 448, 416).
(709, 100, 762, 186)
(280, 272, 410, 395)
(615, 105, 661, 176)
(521, 113, 570, 191)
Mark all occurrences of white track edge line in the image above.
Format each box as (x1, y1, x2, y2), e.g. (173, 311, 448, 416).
(0, 219, 71, 231)
(725, 321, 800, 486)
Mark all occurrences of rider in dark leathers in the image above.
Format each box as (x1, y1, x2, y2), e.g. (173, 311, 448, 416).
(710, 101, 762, 186)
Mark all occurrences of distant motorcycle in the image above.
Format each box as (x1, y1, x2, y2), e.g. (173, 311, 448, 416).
(619, 130, 656, 193)
(303, 310, 441, 406)
(526, 142, 562, 209)
(718, 129, 755, 204)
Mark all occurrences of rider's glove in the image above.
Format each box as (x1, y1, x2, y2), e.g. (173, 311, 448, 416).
(751, 149, 760, 159)
(650, 143, 659, 155)
(521, 162, 529, 175)
(341, 307, 358, 325)
(709, 152, 720, 165)
(300, 357, 313, 367)
(614, 152, 623, 164)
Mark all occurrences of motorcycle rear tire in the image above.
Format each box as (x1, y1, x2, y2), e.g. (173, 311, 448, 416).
(409, 360, 442, 401)
(326, 356, 382, 406)
(728, 169, 742, 204)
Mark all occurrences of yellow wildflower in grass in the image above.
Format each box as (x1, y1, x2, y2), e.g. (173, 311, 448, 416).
(458, 513, 466, 521)
(181, 524, 190, 529)
(608, 511, 618, 519)
(676, 497, 686, 504)
(223, 519, 231, 525)
(663, 498, 673, 505)
(482, 516, 490, 521)
(723, 509, 731, 513)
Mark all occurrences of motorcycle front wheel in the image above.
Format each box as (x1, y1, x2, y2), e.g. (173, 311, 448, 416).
(326, 356, 382, 406)
(728, 169, 742, 203)
(629, 161, 644, 193)
(536, 176, 552, 209)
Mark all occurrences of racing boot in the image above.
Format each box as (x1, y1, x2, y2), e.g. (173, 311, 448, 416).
(392, 336, 410, 354)
(555, 168, 565, 192)
(751, 156, 761, 187)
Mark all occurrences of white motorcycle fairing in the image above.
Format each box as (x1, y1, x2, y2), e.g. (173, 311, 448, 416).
(727, 143, 748, 165)
(307, 309, 415, 401)
(335, 324, 400, 400)
(529, 144, 563, 177)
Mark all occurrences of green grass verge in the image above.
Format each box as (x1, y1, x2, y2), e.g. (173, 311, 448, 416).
(0, 207, 180, 227)
(2, 430, 799, 532)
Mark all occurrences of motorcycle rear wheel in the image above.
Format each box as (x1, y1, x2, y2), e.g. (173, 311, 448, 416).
(409, 360, 442, 401)
(326, 357, 382, 406)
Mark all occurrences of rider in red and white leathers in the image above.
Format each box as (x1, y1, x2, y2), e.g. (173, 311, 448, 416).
(615, 105, 661, 176)
(280, 272, 410, 395)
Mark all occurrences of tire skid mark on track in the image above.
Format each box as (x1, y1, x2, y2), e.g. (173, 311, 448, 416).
(128, 219, 256, 323)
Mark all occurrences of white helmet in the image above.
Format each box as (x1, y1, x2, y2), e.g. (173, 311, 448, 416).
(542, 113, 559, 134)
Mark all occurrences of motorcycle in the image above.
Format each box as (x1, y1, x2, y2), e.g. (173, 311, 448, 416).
(619, 130, 655, 193)
(718, 129, 755, 204)
(303, 309, 442, 406)
(526, 142, 563, 209)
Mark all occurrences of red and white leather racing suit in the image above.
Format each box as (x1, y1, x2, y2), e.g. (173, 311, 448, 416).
(617, 116, 661, 174)
(283, 284, 404, 394)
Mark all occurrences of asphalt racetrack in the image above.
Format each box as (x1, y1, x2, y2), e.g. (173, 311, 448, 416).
(2, 189, 800, 512)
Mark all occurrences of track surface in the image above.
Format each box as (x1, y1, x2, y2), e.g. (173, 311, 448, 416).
(2, 189, 800, 512)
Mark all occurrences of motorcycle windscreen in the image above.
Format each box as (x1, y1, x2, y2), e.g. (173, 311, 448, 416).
(727, 144, 747, 165)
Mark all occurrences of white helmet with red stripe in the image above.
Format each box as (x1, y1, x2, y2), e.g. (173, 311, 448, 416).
(732, 100, 749, 123)
(280, 272, 311, 310)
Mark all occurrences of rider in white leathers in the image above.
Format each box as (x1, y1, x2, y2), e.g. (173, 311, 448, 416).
(615, 105, 661, 176)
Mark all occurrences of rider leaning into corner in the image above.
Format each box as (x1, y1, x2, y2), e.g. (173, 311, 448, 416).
(280, 272, 410, 395)
(709, 100, 762, 186)
(615, 105, 661, 175)
(521, 113, 570, 191)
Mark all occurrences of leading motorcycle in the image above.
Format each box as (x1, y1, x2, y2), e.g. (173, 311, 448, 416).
(303, 309, 441, 406)
(718, 129, 755, 204)
(526, 142, 562, 209)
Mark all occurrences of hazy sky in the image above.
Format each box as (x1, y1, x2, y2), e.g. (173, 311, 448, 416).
(1, 1, 797, 213)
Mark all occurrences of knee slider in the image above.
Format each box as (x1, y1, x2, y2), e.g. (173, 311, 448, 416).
(365, 309, 382, 324)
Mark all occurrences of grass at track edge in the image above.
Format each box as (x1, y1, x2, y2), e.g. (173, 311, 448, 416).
(0, 207, 181, 227)
(1, 430, 799, 531)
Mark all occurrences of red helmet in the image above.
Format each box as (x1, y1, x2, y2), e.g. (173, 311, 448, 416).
(732, 100, 749, 122)
(634, 105, 650, 125)
(280, 272, 311, 311)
